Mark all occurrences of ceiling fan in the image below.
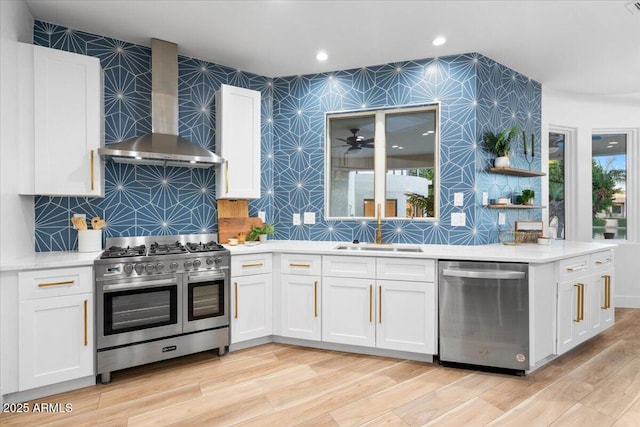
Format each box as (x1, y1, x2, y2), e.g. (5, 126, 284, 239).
(338, 128, 374, 152)
(549, 133, 564, 154)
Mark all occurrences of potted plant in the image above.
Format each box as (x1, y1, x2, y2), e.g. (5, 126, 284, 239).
(517, 189, 535, 205)
(247, 223, 274, 242)
(483, 126, 520, 168)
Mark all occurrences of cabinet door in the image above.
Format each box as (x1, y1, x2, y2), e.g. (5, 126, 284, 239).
(556, 280, 588, 354)
(281, 275, 321, 341)
(376, 280, 436, 353)
(32, 45, 103, 197)
(322, 277, 375, 347)
(590, 272, 614, 332)
(231, 274, 272, 343)
(216, 84, 261, 199)
(19, 293, 93, 390)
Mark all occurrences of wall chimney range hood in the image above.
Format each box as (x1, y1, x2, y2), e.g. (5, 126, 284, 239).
(98, 39, 223, 168)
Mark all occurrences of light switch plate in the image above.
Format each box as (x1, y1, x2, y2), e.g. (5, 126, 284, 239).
(451, 212, 466, 227)
(293, 213, 301, 225)
(454, 192, 464, 207)
(482, 192, 489, 206)
(258, 211, 266, 222)
(303, 212, 316, 224)
(498, 212, 506, 225)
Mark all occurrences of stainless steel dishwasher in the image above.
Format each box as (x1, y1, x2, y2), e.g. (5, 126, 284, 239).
(439, 261, 529, 374)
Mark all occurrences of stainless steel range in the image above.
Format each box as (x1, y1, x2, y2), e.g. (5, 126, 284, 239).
(94, 233, 229, 383)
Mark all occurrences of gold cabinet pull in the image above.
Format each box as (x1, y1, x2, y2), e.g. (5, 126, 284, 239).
(595, 258, 611, 265)
(83, 299, 88, 346)
(378, 285, 382, 324)
(38, 280, 75, 288)
(602, 275, 611, 309)
(290, 263, 311, 268)
(90, 150, 95, 191)
(579, 283, 585, 321)
(242, 262, 264, 268)
(369, 284, 373, 323)
(225, 160, 229, 194)
(566, 264, 587, 272)
(314, 281, 318, 318)
(234, 282, 238, 319)
(573, 284, 581, 322)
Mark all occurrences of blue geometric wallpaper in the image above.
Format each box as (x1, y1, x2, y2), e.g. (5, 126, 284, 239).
(32, 21, 541, 251)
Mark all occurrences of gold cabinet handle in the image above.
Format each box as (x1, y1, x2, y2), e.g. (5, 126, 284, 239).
(602, 275, 611, 309)
(595, 258, 611, 265)
(234, 282, 238, 319)
(242, 262, 264, 268)
(290, 263, 311, 268)
(378, 285, 382, 324)
(90, 150, 95, 191)
(83, 299, 88, 346)
(579, 283, 585, 321)
(369, 284, 373, 323)
(314, 281, 318, 318)
(225, 160, 229, 194)
(573, 284, 581, 322)
(566, 264, 588, 272)
(38, 280, 75, 288)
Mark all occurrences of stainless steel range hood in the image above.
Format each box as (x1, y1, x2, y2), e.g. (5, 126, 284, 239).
(98, 39, 223, 168)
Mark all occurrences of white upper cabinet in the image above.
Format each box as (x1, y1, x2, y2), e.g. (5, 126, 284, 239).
(215, 84, 261, 199)
(18, 43, 104, 197)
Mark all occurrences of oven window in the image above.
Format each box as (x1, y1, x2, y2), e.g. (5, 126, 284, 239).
(188, 281, 224, 321)
(104, 286, 177, 335)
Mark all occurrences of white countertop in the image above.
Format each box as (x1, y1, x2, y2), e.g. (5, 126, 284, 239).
(1, 240, 615, 272)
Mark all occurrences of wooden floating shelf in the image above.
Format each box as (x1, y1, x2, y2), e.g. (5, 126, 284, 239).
(488, 167, 546, 177)
(488, 204, 547, 209)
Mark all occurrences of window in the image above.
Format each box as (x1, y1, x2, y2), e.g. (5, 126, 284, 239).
(548, 132, 566, 239)
(326, 105, 439, 219)
(592, 133, 627, 240)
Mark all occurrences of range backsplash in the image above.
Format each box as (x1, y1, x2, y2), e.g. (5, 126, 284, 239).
(33, 21, 540, 251)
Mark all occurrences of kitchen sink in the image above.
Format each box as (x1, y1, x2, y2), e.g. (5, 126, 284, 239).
(334, 244, 423, 253)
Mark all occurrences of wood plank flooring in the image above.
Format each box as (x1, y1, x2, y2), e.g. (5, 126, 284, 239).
(2, 308, 639, 426)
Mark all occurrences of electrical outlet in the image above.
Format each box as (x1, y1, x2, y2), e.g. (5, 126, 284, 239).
(293, 213, 301, 225)
(482, 192, 489, 206)
(451, 212, 466, 227)
(454, 192, 464, 207)
(303, 212, 316, 224)
(498, 212, 506, 225)
(258, 211, 266, 222)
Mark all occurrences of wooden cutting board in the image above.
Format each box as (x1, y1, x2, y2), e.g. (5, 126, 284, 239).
(218, 217, 263, 243)
(217, 200, 249, 218)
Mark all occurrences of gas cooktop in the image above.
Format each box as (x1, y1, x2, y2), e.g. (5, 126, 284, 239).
(98, 234, 226, 260)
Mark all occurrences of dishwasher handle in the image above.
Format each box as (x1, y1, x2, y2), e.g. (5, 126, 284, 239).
(442, 268, 526, 280)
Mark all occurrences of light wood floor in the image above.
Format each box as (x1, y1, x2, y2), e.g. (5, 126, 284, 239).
(2, 308, 639, 426)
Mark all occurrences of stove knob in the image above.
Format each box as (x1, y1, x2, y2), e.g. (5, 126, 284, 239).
(206, 257, 214, 266)
(155, 262, 165, 272)
(123, 264, 133, 274)
(145, 263, 155, 273)
(170, 262, 179, 271)
(134, 263, 144, 274)
(193, 259, 201, 268)
(184, 260, 193, 269)
(214, 257, 222, 265)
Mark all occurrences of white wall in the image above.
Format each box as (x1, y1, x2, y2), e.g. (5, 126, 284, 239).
(0, 0, 34, 260)
(542, 88, 640, 307)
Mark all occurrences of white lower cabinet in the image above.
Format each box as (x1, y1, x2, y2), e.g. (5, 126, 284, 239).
(231, 253, 273, 344)
(18, 267, 94, 391)
(280, 253, 322, 341)
(556, 250, 614, 355)
(321, 256, 437, 353)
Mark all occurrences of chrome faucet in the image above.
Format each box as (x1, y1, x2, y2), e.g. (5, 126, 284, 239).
(376, 203, 383, 244)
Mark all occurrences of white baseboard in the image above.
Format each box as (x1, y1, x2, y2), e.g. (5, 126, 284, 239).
(615, 296, 640, 308)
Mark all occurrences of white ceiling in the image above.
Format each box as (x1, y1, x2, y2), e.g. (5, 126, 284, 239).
(23, 0, 640, 97)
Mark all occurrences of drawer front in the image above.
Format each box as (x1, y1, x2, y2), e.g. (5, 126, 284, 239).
(19, 266, 93, 301)
(231, 253, 272, 277)
(281, 253, 322, 276)
(322, 256, 376, 279)
(591, 250, 614, 273)
(558, 255, 590, 280)
(377, 258, 435, 282)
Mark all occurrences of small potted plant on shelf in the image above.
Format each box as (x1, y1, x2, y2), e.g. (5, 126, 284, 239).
(247, 223, 274, 242)
(517, 189, 535, 205)
(483, 126, 520, 168)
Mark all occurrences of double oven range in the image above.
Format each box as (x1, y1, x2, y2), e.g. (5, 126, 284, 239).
(94, 234, 229, 383)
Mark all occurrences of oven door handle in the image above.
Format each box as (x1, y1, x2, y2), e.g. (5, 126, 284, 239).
(188, 272, 226, 283)
(102, 277, 178, 292)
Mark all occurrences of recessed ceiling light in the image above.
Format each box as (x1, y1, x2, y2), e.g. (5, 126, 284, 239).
(609, 141, 619, 145)
(432, 36, 446, 46)
(392, 145, 398, 148)
(398, 146, 404, 150)
(422, 130, 435, 136)
(316, 50, 328, 62)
